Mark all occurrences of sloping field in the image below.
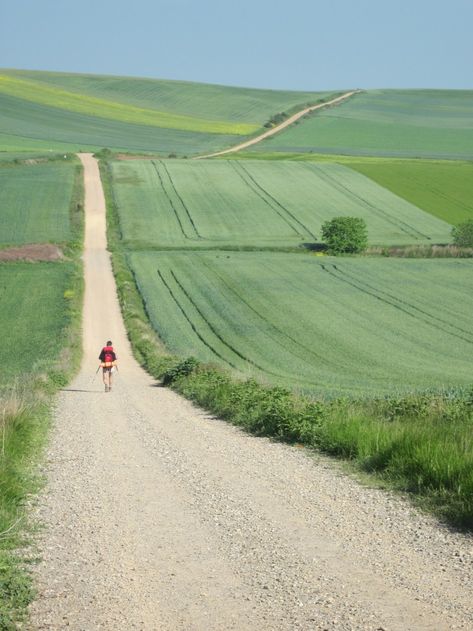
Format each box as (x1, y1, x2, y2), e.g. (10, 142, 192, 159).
(110, 159, 451, 247)
(0, 262, 74, 383)
(348, 160, 473, 226)
(0, 93, 243, 155)
(2, 69, 330, 125)
(0, 159, 77, 246)
(0, 69, 331, 154)
(252, 90, 473, 159)
(129, 251, 473, 396)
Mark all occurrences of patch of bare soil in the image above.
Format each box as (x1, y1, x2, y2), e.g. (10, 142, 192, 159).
(0, 243, 63, 262)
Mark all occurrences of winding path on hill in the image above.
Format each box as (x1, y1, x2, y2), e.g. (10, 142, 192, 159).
(28, 153, 473, 630)
(194, 90, 359, 159)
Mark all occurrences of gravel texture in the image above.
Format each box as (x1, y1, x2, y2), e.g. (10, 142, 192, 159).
(27, 154, 473, 630)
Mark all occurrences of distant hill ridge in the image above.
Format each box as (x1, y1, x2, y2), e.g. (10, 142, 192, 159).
(0, 68, 331, 154)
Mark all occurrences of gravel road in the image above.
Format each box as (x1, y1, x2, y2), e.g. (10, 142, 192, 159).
(28, 154, 473, 630)
(195, 91, 358, 159)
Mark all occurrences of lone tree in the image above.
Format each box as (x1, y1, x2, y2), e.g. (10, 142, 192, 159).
(321, 216, 368, 254)
(451, 220, 473, 248)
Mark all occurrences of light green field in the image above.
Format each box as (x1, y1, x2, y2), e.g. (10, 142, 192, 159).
(0, 262, 74, 383)
(0, 69, 331, 155)
(252, 90, 473, 159)
(0, 160, 77, 246)
(110, 159, 451, 247)
(230, 153, 473, 227)
(129, 251, 473, 396)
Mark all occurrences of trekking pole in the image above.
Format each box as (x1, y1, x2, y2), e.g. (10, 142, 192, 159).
(91, 365, 101, 384)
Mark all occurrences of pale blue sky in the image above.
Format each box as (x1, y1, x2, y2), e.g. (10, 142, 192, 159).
(1, 0, 471, 90)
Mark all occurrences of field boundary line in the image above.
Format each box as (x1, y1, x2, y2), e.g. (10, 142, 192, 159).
(193, 90, 361, 159)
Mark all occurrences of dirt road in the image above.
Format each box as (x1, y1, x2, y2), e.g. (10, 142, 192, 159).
(29, 154, 473, 630)
(194, 91, 359, 159)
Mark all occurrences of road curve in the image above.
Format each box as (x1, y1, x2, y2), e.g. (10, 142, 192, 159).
(194, 90, 359, 160)
(28, 154, 473, 630)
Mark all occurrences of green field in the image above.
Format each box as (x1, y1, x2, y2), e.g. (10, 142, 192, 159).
(0, 262, 75, 383)
(110, 159, 451, 248)
(128, 251, 473, 396)
(347, 160, 473, 226)
(0, 69, 331, 155)
(252, 90, 473, 159)
(0, 159, 77, 246)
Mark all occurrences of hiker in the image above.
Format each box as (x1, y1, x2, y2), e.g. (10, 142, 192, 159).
(98, 340, 117, 392)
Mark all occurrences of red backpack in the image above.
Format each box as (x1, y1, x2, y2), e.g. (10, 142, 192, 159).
(102, 346, 115, 367)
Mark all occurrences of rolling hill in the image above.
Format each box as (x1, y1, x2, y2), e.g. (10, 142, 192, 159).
(250, 89, 473, 159)
(0, 69, 332, 155)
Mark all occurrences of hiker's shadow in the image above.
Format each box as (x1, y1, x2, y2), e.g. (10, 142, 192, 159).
(61, 388, 102, 393)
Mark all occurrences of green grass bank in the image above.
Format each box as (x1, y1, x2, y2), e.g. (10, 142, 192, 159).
(0, 155, 84, 629)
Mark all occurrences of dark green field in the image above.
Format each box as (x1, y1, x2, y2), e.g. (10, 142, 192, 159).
(348, 160, 473, 225)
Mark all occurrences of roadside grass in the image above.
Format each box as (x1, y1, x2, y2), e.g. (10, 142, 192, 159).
(0, 157, 84, 629)
(167, 365, 473, 529)
(101, 156, 473, 530)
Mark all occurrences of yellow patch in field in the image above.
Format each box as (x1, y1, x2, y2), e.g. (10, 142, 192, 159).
(0, 75, 259, 136)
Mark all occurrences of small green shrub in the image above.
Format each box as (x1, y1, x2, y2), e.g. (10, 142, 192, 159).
(321, 216, 368, 254)
(452, 219, 473, 248)
(161, 356, 199, 386)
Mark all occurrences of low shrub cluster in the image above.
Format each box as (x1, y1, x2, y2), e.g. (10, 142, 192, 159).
(366, 244, 473, 258)
(452, 219, 473, 248)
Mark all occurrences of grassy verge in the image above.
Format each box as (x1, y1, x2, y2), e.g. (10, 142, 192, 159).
(0, 157, 84, 630)
(365, 244, 473, 258)
(164, 363, 473, 530)
(100, 156, 473, 532)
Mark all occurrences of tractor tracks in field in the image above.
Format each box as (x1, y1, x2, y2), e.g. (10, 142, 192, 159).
(320, 262, 473, 345)
(157, 267, 289, 380)
(196, 256, 341, 371)
(230, 161, 318, 240)
(152, 160, 202, 240)
(310, 164, 431, 241)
